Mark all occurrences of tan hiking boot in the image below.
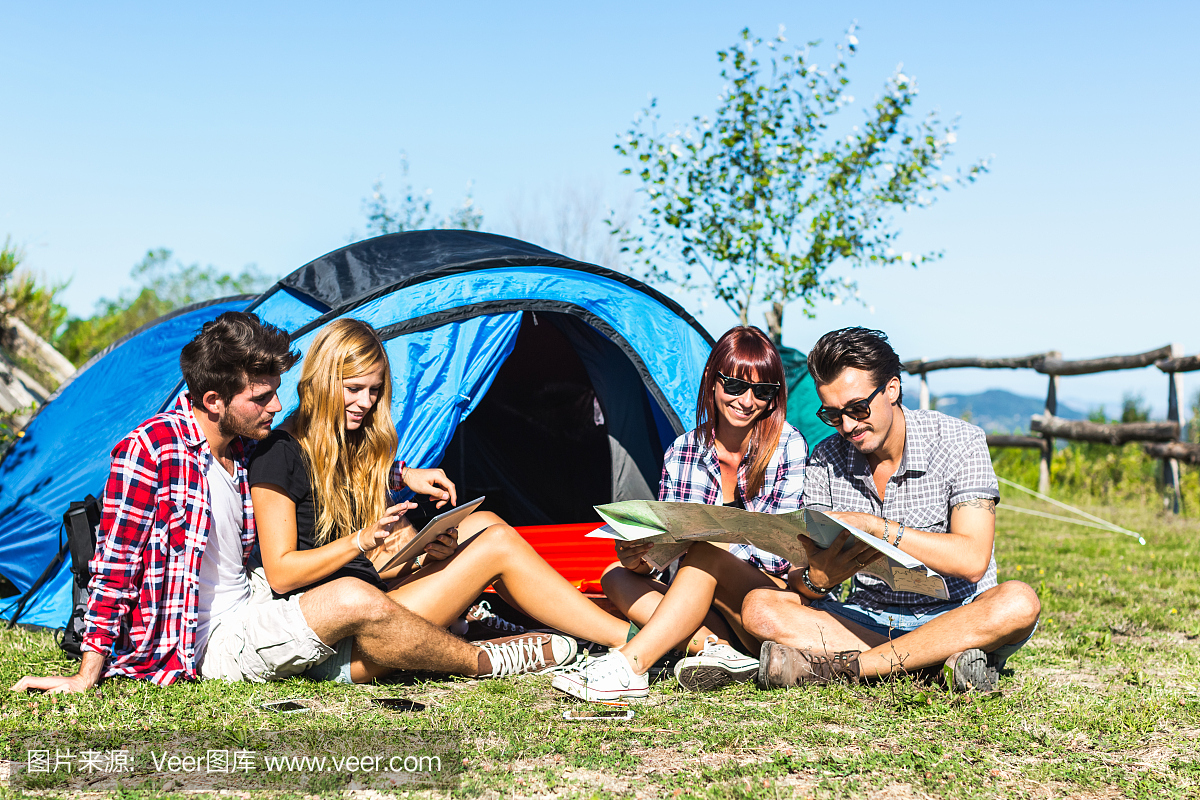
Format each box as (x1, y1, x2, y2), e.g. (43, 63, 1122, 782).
(756, 640, 861, 689)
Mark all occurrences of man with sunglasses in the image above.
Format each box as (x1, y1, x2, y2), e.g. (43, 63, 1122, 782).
(742, 327, 1040, 692)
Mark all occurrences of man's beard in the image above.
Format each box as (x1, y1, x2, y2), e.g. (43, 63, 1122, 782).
(219, 408, 268, 440)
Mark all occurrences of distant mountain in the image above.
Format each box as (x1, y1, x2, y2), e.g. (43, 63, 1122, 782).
(903, 389, 1085, 434)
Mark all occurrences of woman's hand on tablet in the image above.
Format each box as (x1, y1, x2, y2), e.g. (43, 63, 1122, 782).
(360, 502, 417, 550)
(422, 528, 460, 563)
(402, 468, 458, 509)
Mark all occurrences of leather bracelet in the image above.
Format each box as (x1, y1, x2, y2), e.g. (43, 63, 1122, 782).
(800, 566, 828, 596)
(894, 523, 905, 549)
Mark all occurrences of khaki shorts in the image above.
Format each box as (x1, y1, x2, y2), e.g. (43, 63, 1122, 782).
(200, 567, 349, 683)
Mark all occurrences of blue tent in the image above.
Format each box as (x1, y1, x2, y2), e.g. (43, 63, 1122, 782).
(0, 230, 715, 629)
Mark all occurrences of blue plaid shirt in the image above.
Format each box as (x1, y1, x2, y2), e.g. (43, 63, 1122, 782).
(804, 409, 1000, 612)
(659, 424, 808, 576)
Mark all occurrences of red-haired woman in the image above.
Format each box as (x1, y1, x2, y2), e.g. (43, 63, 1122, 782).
(552, 326, 808, 701)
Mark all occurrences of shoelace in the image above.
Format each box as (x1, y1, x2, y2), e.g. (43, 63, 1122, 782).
(469, 601, 524, 633)
(580, 652, 630, 688)
(478, 635, 549, 678)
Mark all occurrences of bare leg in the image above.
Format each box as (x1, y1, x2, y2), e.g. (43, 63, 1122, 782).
(615, 543, 783, 675)
(742, 581, 1041, 677)
(298, 577, 480, 683)
(601, 563, 740, 653)
(388, 512, 629, 649)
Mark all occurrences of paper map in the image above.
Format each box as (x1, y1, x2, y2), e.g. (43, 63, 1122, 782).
(588, 500, 949, 599)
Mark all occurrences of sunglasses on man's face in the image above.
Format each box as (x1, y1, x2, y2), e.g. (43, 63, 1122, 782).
(815, 381, 891, 426)
(716, 372, 780, 402)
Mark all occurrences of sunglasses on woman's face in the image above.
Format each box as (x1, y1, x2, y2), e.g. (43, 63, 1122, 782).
(815, 381, 890, 426)
(716, 372, 780, 402)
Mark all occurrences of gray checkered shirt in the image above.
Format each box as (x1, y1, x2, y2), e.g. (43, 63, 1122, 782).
(804, 408, 1000, 612)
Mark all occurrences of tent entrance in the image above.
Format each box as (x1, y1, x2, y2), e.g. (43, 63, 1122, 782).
(436, 311, 664, 526)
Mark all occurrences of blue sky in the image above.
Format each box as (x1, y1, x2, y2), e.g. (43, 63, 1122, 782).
(3, 2, 1197, 418)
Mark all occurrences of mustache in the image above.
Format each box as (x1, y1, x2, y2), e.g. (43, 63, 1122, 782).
(842, 424, 871, 439)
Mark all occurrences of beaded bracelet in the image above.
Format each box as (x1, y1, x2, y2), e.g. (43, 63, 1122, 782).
(800, 567, 827, 596)
(883, 518, 890, 544)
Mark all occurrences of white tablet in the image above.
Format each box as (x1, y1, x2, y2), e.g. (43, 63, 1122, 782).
(377, 496, 486, 574)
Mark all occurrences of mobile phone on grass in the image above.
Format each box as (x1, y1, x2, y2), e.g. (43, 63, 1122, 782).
(261, 699, 310, 713)
(562, 706, 634, 721)
(370, 697, 426, 712)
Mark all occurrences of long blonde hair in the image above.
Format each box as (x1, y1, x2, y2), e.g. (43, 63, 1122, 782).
(292, 319, 399, 545)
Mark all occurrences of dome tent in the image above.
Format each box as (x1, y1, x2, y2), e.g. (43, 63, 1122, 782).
(0, 230, 715, 629)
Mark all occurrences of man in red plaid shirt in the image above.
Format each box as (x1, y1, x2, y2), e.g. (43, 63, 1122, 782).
(12, 312, 565, 692)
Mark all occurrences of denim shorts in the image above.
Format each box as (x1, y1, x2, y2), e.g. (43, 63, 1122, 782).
(303, 636, 354, 684)
(810, 595, 1036, 669)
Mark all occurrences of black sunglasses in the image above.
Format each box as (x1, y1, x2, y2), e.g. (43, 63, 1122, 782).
(716, 372, 780, 402)
(816, 381, 890, 426)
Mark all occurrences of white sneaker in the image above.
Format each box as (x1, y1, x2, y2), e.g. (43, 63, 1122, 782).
(551, 650, 650, 702)
(673, 635, 759, 691)
(477, 633, 577, 678)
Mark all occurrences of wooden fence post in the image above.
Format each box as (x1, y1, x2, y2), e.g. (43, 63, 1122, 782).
(919, 364, 930, 411)
(1165, 343, 1184, 513)
(1039, 351, 1061, 494)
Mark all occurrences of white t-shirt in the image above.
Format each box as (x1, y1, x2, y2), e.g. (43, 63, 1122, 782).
(195, 453, 252, 660)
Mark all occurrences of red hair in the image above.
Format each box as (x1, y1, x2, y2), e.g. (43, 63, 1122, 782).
(695, 326, 788, 500)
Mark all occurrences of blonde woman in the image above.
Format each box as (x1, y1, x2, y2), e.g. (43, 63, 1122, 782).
(248, 318, 630, 684)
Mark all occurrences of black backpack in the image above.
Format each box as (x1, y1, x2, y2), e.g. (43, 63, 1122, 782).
(59, 495, 101, 659)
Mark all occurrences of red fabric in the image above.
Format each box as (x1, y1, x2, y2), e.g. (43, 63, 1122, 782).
(513, 523, 614, 594)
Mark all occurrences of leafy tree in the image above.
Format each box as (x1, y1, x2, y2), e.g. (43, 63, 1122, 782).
(1120, 392, 1150, 424)
(0, 237, 72, 396)
(0, 238, 70, 342)
(363, 154, 483, 236)
(57, 249, 274, 366)
(615, 26, 988, 343)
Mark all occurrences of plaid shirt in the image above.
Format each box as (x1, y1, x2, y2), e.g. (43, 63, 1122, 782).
(83, 395, 256, 686)
(804, 408, 1000, 612)
(659, 424, 808, 576)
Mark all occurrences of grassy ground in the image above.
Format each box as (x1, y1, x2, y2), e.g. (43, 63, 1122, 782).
(0, 503, 1197, 799)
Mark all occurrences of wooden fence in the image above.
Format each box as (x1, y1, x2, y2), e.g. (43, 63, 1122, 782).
(902, 344, 1200, 511)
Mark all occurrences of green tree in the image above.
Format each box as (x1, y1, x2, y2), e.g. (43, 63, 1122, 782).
(1120, 392, 1150, 423)
(57, 249, 273, 366)
(363, 154, 483, 236)
(0, 237, 70, 342)
(615, 25, 988, 343)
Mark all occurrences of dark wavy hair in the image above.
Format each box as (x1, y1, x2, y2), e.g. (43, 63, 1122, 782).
(696, 326, 787, 500)
(806, 326, 903, 403)
(180, 311, 299, 402)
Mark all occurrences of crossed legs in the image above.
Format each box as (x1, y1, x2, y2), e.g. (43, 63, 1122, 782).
(741, 580, 1041, 678)
(602, 542, 784, 675)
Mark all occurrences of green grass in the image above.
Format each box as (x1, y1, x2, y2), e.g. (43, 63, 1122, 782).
(1, 503, 1198, 799)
